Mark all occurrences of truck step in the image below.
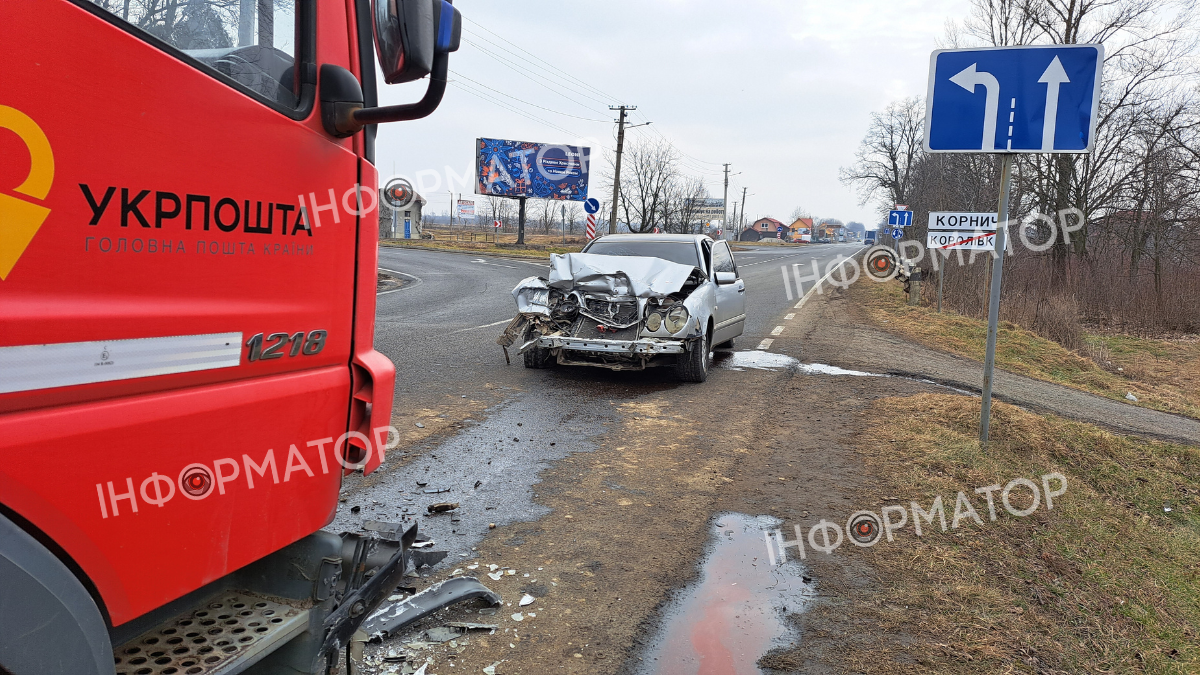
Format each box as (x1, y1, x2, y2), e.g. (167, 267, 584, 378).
(113, 593, 309, 675)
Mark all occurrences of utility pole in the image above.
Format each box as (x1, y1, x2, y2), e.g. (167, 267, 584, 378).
(722, 164, 731, 237)
(561, 204, 567, 244)
(608, 105, 635, 234)
(448, 190, 454, 232)
(739, 186, 748, 237)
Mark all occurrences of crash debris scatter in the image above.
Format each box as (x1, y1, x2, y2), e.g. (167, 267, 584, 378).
(634, 513, 815, 675)
(328, 390, 613, 550)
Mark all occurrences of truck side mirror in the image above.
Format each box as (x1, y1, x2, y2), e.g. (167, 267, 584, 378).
(374, 0, 462, 85)
(714, 272, 737, 285)
(323, 0, 462, 137)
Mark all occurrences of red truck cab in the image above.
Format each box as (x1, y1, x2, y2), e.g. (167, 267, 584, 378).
(0, 1, 459, 673)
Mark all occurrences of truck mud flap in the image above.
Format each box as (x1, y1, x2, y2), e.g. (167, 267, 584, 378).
(358, 577, 503, 640)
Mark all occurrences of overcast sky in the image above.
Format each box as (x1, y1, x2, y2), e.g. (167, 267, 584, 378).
(374, 0, 969, 227)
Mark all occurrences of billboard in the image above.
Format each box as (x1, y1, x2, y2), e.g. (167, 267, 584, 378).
(686, 198, 725, 223)
(475, 138, 590, 201)
(456, 199, 475, 219)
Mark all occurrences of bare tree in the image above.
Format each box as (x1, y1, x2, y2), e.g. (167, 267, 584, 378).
(839, 97, 925, 216)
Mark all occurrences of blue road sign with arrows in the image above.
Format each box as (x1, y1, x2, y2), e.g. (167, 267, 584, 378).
(583, 197, 600, 214)
(924, 45, 1104, 154)
(888, 210, 913, 228)
(890, 228, 904, 239)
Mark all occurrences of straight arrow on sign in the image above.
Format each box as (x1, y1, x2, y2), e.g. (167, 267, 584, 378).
(949, 63, 1000, 151)
(1039, 56, 1070, 151)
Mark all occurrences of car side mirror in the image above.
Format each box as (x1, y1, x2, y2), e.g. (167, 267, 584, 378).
(322, 0, 462, 137)
(715, 271, 737, 285)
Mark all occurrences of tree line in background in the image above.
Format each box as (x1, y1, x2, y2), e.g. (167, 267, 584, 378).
(841, 0, 1200, 340)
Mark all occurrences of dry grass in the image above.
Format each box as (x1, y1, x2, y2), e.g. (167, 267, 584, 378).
(837, 393, 1200, 674)
(381, 235, 582, 259)
(857, 280, 1200, 420)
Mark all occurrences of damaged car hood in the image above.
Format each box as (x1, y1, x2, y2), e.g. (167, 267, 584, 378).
(546, 253, 696, 298)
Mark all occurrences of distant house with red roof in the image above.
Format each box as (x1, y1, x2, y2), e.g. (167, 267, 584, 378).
(739, 217, 787, 241)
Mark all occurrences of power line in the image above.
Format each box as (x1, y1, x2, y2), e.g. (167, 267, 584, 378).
(461, 31, 613, 108)
(450, 79, 585, 138)
(462, 38, 609, 115)
(450, 70, 609, 123)
(462, 18, 621, 103)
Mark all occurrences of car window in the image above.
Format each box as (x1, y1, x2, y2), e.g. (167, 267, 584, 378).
(84, 0, 302, 109)
(584, 241, 701, 268)
(712, 242, 736, 274)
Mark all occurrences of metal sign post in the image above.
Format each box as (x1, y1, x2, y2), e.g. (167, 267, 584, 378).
(979, 155, 1013, 445)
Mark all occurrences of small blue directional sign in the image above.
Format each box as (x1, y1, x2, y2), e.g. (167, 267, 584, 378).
(888, 210, 913, 228)
(890, 228, 904, 239)
(925, 45, 1103, 153)
(583, 197, 600, 214)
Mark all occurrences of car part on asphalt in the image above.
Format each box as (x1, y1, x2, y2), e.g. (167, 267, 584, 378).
(359, 577, 503, 639)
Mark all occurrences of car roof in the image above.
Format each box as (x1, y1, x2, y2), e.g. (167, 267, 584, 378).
(588, 233, 712, 244)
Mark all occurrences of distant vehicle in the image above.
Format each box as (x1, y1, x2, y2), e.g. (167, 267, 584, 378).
(501, 234, 745, 383)
(864, 230, 877, 245)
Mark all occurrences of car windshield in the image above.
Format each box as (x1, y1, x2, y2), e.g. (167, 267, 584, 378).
(584, 241, 700, 268)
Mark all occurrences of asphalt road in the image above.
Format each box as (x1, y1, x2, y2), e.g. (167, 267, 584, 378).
(373, 241, 866, 409)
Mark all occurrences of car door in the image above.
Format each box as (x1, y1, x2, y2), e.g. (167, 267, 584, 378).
(711, 241, 745, 343)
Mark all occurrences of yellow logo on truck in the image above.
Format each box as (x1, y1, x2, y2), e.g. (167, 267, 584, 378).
(0, 105, 54, 280)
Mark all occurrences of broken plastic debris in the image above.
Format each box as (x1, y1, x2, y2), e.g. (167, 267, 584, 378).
(505, 570, 515, 576)
(446, 622, 498, 632)
(489, 564, 500, 571)
(488, 572, 503, 581)
(467, 564, 479, 570)
(482, 663, 499, 675)
(518, 594, 534, 607)
(415, 422, 425, 428)
(428, 502, 459, 513)
(425, 626, 460, 643)
(1126, 392, 1139, 402)
(452, 569, 463, 576)
(411, 541, 436, 549)
(424, 488, 451, 494)
(511, 613, 524, 622)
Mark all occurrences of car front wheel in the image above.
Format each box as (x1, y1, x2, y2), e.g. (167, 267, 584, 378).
(675, 330, 711, 382)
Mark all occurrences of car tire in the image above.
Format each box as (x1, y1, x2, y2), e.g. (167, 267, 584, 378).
(522, 345, 555, 369)
(675, 330, 711, 382)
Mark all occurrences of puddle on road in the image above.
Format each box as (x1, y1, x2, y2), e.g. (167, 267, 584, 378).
(636, 513, 815, 675)
(717, 350, 800, 371)
(718, 352, 977, 395)
(795, 362, 884, 377)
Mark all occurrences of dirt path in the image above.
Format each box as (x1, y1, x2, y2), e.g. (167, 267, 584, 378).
(795, 283, 1200, 447)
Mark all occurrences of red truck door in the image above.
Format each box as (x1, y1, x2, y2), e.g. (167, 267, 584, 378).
(0, 0, 372, 626)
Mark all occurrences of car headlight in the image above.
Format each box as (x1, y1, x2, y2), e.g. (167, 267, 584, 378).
(645, 312, 662, 332)
(664, 305, 689, 334)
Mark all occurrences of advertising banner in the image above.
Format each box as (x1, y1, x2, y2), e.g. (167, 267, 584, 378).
(475, 138, 590, 201)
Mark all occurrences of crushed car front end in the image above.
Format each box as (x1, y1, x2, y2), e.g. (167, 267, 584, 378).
(497, 253, 714, 371)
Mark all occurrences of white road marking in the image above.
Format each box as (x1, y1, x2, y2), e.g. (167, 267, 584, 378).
(449, 319, 513, 335)
(377, 269, 423, 295)
(770, 326, 784, 336)
(784, 313, 795, 320)
(471, 258, 518, 269)
(756, 338, 774, 350)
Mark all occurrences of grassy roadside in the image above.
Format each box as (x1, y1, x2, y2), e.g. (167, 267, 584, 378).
(836, 393, 1200, 674)
(854, 280, 1200, 420)
(381, 234, 583, 259)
